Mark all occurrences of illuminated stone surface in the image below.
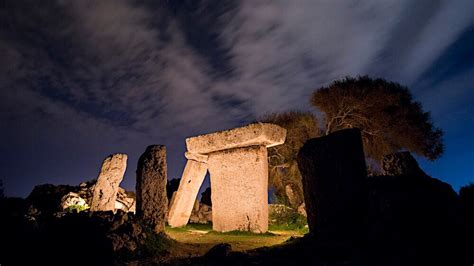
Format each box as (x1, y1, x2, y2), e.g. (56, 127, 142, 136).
(208, 145, 269, 233)
(136, 145, 168, 232)
(90, 153, 127, 211)
(169, 123, 286, 232)
(168, 159, 208, 227)
(186, 122, 286, 155)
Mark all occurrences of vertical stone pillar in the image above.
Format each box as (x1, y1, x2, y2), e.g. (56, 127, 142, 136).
(297, 128, 368, 243)
(136, 145, 168, 233)
(91, 153, 128, 212)
(208, 145, 268, 233)
(168, 155, 208, 227)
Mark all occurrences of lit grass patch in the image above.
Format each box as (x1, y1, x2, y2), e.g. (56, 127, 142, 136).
(207, 230, 275, 237)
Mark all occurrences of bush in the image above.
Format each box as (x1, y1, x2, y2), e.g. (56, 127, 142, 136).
(65, 204, 89, 213)
(268, 204, 307, 232)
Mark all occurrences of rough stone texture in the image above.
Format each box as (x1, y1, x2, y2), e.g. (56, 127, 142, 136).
(382, 151, 426, 177)
(115, 188, 136, 213)
(297, 203, 307, 217)
(208, 145, 268, 233)
(91, 154, 127, 212)
(189, 203, 212, 224)
(168, 159, 208, 227)
(297, 128, 368, 243)
(186, 123, 286, 155)
(60, 192, 88, 210)
(136, 145, 168, 232)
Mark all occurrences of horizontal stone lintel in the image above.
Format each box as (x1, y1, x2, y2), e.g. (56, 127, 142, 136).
(185, 123, 286, 155)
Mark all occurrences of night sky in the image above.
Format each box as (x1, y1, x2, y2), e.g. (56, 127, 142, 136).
(1, 0, 473, 197)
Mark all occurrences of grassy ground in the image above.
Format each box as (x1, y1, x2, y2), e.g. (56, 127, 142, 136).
(165, 223, 307, 253)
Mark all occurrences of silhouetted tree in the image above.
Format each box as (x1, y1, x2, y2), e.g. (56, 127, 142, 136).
(259, 111, 320, 207)
(311, 76, 443, 162)
(201, 187, 212, 206)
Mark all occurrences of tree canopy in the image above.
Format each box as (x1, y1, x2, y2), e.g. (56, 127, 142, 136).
(311, 76, 444, 162)
(259, 111, 320, 207)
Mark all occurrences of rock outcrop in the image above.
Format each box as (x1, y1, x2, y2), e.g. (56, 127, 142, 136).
(91, 154, 128, 212)
(297, 128, 368, 244)
(60, 192, 88, 210)
(367, 151, 466, 265)
(189, 201, 212, 224)
(136, 145, 168, 233)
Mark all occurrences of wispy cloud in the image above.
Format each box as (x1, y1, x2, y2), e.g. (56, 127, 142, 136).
(0, 0, 473, 196)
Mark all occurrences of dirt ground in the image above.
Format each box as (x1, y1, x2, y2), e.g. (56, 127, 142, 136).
(164, 224, 306, 255)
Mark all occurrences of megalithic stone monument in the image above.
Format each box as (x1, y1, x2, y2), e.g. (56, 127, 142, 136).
(168, 123, 286, 233)
(91, 153, 128, 212)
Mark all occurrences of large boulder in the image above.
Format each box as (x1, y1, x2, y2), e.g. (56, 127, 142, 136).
(189, 201, 212, 224)
(60, 192, 88, 211)
(136, 145, 168, 233)
(367, 152, 467, 265)
(297, 128, 368, 245)
(91, 154, 128, 212)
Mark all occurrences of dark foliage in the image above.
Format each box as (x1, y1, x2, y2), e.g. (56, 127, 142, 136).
(259, 111, 320, 207)
(200, 187, 212, 206)
(166, 178, 181, 201)
(26, 183, 77, 215)
(311, 76, 444, 162)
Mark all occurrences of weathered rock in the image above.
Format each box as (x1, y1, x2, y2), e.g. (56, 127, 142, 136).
(60, 192, 88, 210)
(205, 243, 232, 258)
(186, 122, 286, 155)
(136, 145, 168, 233)
(297, 203, 307, 217)
(91, 154, 128, 212)
(208, 145, 269, 233)
(367, 169, 464, 265)
(115, 188, 136, 213)
(382, 151, 426, 177)
(168, 159, 208, 227)
(297, 128, 368, 243)
(189, 202, 212, 224)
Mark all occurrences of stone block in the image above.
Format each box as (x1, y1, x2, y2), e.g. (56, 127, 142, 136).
(168, 159, 208, 227)
(91, 154, 127, 212)
(186, 123, 286, 155)
(208, 145, 268, 233)
(136, 145, 168, 232)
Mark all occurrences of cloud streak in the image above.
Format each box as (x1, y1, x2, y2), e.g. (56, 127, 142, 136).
(0, 0, 473, 196)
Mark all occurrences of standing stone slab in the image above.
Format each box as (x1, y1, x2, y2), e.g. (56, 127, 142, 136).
(297, 128, 368, 243)
(136, 145, 168, 233)
(208, 145, 269, 233)
(91, 153, 127, 212)
(168, 159, 208, 227)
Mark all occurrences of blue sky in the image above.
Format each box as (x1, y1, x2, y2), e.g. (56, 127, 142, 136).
(0, 0, 473, 197)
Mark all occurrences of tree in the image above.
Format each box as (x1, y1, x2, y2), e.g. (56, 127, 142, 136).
(259, 111, 320, 207)
(311, 76, 444, 163)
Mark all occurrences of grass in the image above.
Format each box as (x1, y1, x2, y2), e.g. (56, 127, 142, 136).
(165, 223, 306, 252)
